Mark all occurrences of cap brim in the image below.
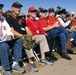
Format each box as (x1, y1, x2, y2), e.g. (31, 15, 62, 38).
(57, 7, 61, 9)
(48, 10, 54, 12)
(30, 10, 38, 12)
(58, 11, 68, 14)
(40, 10, 47, 12)
(12, 5, 23, 7)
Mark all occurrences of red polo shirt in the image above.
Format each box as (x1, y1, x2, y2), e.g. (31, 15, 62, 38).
(73, 18, 76, 26)
(26, 18, 46, 35)
(47, 16, 61, 26)
(37, 18, 48, 28)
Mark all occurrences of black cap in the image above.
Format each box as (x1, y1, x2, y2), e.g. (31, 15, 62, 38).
(39, 7, 47, 12)
(48, 7, 54, 12)
(0, 4, 4, 10)
(12, 2, 23, 7)
(58, 9, 68, 14)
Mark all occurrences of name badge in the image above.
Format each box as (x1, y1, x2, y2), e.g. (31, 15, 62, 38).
(21, 27, 25, 31)
(36, 30, 39, 33)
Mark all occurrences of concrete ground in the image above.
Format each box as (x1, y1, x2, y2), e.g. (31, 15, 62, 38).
(23, 54, 76, 75)
(0, 54, 76, 75)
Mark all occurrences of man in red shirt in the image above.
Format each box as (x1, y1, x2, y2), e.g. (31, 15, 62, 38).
(38, 7, 76, 60)
(71, 18, 76, 41)
(26, 6, 53, 72)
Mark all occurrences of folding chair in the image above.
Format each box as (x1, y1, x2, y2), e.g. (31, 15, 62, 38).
(22, 42, 40, 63)
(43, 35, 58, 61)
(52, 37, 62, 55)
(32, 43, 40, 61)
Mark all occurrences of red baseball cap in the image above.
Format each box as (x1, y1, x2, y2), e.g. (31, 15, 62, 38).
(28, 7, 38, 12)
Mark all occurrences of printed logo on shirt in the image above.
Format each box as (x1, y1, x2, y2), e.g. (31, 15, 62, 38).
(3, 26, 6, 30)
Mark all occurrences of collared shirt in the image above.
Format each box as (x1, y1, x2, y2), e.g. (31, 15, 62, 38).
(0, 18, 14, 42)
(47, 16, 61, 26)
(26, 18, 45, 35)
(37, 18, 48, 28)
(6, 13, 27, 34)
(73, 18, 76, 26)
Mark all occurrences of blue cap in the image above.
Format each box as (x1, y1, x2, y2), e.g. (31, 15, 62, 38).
(57, 6, 61, 9)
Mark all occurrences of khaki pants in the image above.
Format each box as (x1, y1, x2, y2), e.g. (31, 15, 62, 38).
(25, 35, 50, 58)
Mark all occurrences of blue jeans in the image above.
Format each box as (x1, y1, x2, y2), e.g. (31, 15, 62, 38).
(72, 31, 76, 40)
(47, 26, 72, 53)
(0, 38, 22, 71)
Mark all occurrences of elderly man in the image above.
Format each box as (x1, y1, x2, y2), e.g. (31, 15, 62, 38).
(0, 4, 25, 75)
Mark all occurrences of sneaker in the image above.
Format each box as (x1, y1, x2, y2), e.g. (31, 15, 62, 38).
(61, 53, 72, 60)
(29, 63, 39, 72)
(40, 59, 53, 66)
(2, 70, 13, 75)
(12, 63, 25, 73)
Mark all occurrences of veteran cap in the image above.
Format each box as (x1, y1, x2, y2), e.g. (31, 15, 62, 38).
(48, 7, 54, 12)
(0, 4, 4, 10)
(39, 7, 47, 12)
(28, 7, 38, 12)
(12, 2, 23, 7)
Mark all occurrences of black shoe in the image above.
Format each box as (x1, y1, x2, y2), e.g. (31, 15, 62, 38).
(67, 50, 73, 54)
(61, 53, 72, 60)
(46, 56, 54, 62)
(53, 57, 58, 61)
(71, 40, 76, 47)
(48, 53, 58, 61)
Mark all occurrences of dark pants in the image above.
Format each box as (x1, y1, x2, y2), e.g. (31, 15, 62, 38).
(45, 35, 57, 59)
(0, 38, 22, 71)
(47, 26, 72, 53)
(72, 31, 76, 40)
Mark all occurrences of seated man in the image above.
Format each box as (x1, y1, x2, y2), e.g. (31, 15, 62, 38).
(0, 4, 25, 75)
(26, 6, 53, 70)
(71, 18, 76, 42)
(56, 9, 76, 49)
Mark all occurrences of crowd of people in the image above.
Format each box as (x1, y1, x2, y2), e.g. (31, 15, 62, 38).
(0, 2, 76, 75)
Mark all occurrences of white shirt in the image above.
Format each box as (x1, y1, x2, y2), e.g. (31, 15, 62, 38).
(0, 19, 14, 42)
(57, 15, 71, 27)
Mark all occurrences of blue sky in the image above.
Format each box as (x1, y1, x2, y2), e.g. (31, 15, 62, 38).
(0, 0, 76, 15)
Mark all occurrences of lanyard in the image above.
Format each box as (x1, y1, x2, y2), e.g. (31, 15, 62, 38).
(28, 18, 38, 29)
(28, 18, 40, 33)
